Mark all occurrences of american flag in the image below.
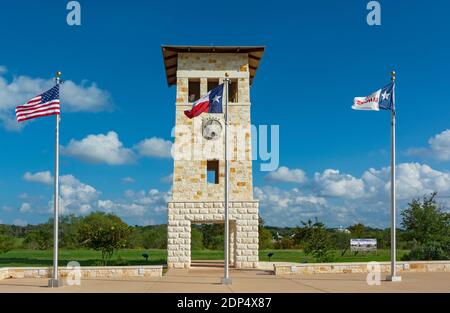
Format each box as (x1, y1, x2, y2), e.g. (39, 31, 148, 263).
(15, 85, 60, 122)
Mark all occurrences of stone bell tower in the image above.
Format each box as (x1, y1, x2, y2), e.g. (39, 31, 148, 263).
(162, 46, 265, 269)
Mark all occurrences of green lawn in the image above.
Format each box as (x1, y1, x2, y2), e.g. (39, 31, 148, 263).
(0, 249, 409, 267)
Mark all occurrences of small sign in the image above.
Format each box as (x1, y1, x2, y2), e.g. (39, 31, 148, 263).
(350, 238, 377, 252)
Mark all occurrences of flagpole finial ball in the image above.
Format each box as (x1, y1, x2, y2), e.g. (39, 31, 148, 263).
(56, 71, 62, 77)
(390, 71, 396, 81)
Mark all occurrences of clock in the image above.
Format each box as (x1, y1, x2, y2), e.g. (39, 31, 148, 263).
(202, 118, 223, 140)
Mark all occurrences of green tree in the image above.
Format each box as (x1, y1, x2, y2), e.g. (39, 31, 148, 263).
(23, 223, 53, 250)
(274, 236, 295, 249)
(299, 219, 335, 262)
(191, 227, 204, 250)
(258, 217, 273, 250)
(401, 193, 450, 260)
(142, 225, 167, 249)
(59, 215, 82, 249)
(200, 224, 223, 250)
(259, 227, 273, 250)
(330, 231, 351, 256)
(77, 212, 131, 265)
(347, 223, 365, 238)
(0, 234, 15, 254)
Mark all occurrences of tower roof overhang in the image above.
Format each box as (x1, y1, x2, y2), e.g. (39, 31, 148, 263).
(161, 45, 265, 87)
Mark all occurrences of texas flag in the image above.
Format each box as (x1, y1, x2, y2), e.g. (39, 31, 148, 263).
(352, 82, 394, 111)
(184, 84, 224, 119)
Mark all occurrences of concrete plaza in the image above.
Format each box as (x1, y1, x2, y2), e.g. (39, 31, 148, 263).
(0, 267, 449, 293)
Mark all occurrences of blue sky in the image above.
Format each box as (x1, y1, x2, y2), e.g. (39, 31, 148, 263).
(0, 0, 449, 227)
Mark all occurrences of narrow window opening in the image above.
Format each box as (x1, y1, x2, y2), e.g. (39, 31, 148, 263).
(207, 79, 219, 92)
(207, 160, 219, 184)
(188, 79, 200, 102)
(229, 79, 238, 103)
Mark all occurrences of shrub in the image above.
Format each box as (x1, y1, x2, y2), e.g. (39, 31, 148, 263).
(402, 241, 450, 261)
(274, 236, 295, 249)
(77, 212, 131, 265)
(191, 227, 204, 250)
(142, 225, 167, 249)
(0, 234, 15, 254)
(401, 193, 450, 260)
(299, 219, 335, 263)
(259, 227, 273, 250)
(23, 225, 52, 250)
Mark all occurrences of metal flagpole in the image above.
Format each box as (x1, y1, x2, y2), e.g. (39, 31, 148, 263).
(387, 70, 401, 282)
(221, 74, 232, 285)
(49, 71, 62, 288)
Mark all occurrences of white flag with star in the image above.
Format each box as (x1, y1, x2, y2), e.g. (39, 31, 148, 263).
(352, 82, 394, 111)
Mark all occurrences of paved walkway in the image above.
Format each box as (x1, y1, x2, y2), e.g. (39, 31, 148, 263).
(0, 268, 449, 293)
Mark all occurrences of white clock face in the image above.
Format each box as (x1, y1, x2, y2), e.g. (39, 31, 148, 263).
(202, 119, 223, 140)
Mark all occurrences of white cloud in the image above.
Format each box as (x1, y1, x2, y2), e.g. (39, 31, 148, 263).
(62, 131, 135, 165)
(19, 202, 32, 213)
(161, 173, 173, 183)
(2, 206, 12, 212)
(254, 186, 334, 226)
(257, 162, 450, 227)
(428, 130, 450, 161)
(23, 171, 52, 185)
(98, 188, 171, 219)
(135, 137, 173, 158)
(407, 129, 450, 161)
(122, 177, 135, 184)
(57, 174, 101, 215)
(60, 80, 112, 113)
(396, 163, 450, 199)
(0, 71, 112, 131)
(265, 166, 307, 184)
(13, 219, 28, 226)
(314, 169, 366, 199)
(0, 66, 7, 74)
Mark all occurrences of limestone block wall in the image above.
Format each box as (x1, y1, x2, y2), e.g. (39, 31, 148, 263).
(172, 107, 253, 202)
(167, 201, 259, 269)
(168, 52, 258, 270)
(171, 52, 254, 202)
(273, 261, 450, 275)
(0, 266, 163, 281)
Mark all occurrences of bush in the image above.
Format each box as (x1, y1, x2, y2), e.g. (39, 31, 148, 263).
(401, 193, 450, 244)
(402, 241, 450, 261)
(23, 225, 53, 250)
(330, 232, 351, 256)
(191, 227, 204, 250)
(77, 212, 131, 265)
(259, 227, 273, 250)
(298, 219, 335, 263)
(274, 236, 295, 249)
(142, 225, 167, 249)
(59, 215, 82, 249)
(199, 224, 224, 250)
(401, 193, 450, 260)
(0, 234, 15, 254)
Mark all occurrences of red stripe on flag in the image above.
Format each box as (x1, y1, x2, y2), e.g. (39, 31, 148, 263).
(184, 100, 210, 119)
(17, 110, 60, 122)
(16, 106, 61, 119)
(15, 101, 60, 114)
(26, 98, 42, 105)
(16, 99, 59, 111)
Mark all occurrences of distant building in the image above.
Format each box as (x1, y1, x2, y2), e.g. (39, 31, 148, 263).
(337, 225, 351, 234)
